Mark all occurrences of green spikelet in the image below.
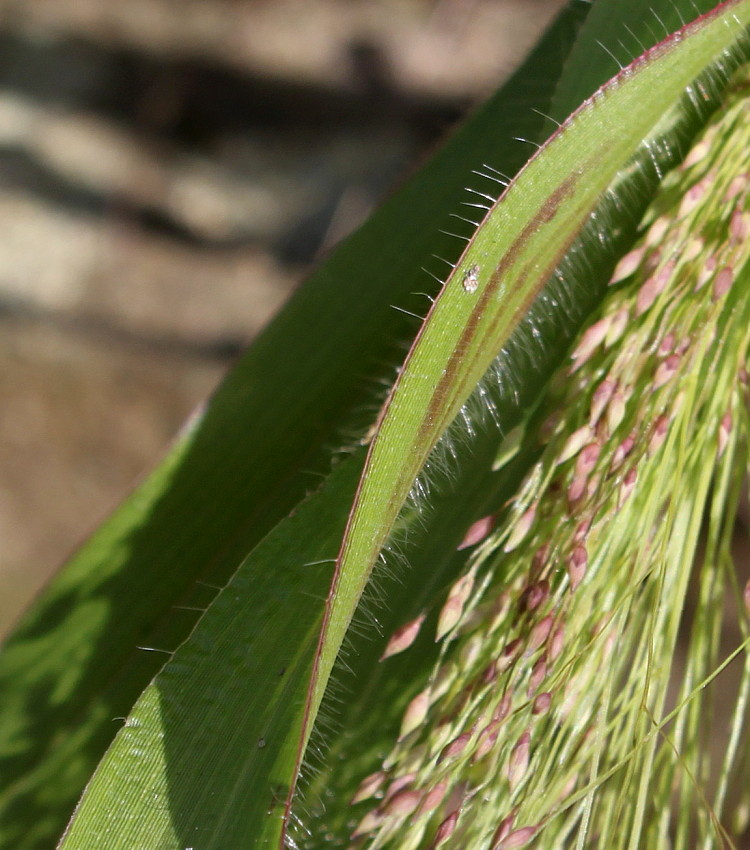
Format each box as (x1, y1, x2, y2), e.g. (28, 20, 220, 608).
(349, 69, 750, 850)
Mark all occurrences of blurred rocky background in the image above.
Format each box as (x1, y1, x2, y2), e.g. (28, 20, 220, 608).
(0, 0, 566, 635)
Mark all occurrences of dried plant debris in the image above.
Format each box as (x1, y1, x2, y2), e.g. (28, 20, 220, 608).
(347, 74, 750, 850)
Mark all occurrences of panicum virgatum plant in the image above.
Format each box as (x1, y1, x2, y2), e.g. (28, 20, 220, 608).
(4, 6, 750, 850)
(345, 70, 750, 850)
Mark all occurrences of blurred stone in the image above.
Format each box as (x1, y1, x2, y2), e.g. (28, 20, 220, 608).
(0, 318, 224, 632)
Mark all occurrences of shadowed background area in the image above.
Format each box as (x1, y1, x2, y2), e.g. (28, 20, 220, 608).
(0, 0, 567, 636)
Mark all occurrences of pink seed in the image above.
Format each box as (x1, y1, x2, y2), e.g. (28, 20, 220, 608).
(496, 638, 522, 673)
(508, 731, 531, 790)
(648, 414, 670, 454)
(682, 138, 710, 168)
(576, 442, 601, 477)
(526, 580, 550, 612)
(570, 317, 612, 367)
(659, 332, 676, 354)
(574, 518, 591, 543)
(497, 826, 539, 848)
(713, 266, 734, 301)
(612, 432, 636, 469)
(505, 637, 523, 657)
(568, 545, 588, 591)
(436, 572, 475, 641)
(384, 788, 421, 817)
(695, 255, 717, 291)
(607, 419, 629, 455)
(724, 173, 748, 201)
(474, 719, 502, 762)
(438, 732, 472, 764)
(549, 625, 565, 662)
(460, 635, 482, 668)
(399, 690, 430, 739)
(586, 472, 601, 500)
(528, 657, 547, 696)
(618, 467, 638, 507)
(568, 442, 600, 504)
(567, 474, 587, 506)
(352, 771, 386, 804)
(636, 261, 673, 315)
(683, 237, 704, 262)
(557, 424, 594, 465)
(383, 773, 417, 804)
(678, 173, 712, 217)
(433, 810, 460, 846)
(653, 354, 680, 389)
(458, 514, 495, 550)
(435, 596, 463, 642)
(492, 813, 516, 848)
(610, 246, 646, 283)
(527, 615, 554, 653)
(605, 306, 630, 345)
(482, 660, 499, 685)
(730, 208, 749, 242)
(420, 781, 448, 813)
(675, 336, 691, 356)
(590, 379, 617, 425)
(381, 613, 426, 660)
(645, 246, 663, 272)
(351, 810, 383, 838)
(532, 692, 552, 715)
(504, 505, 537, 552)
(494, 694, 512, 722)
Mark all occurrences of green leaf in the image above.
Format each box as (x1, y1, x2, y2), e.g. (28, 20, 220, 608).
(54, 4, 750, 849)
(549, 0, 730, 120)
(0, 6, 589, 849)
(305, 0, 750, 801)
(303, 1, 750, 834)
(332, 75, 750, 846)
(58, 453, 364, 850)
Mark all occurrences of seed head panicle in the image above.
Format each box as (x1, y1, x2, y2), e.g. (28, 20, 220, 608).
(342, 70, 750, 850)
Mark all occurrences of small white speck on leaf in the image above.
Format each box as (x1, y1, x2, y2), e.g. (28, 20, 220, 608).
(461, 263, 480, 293)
